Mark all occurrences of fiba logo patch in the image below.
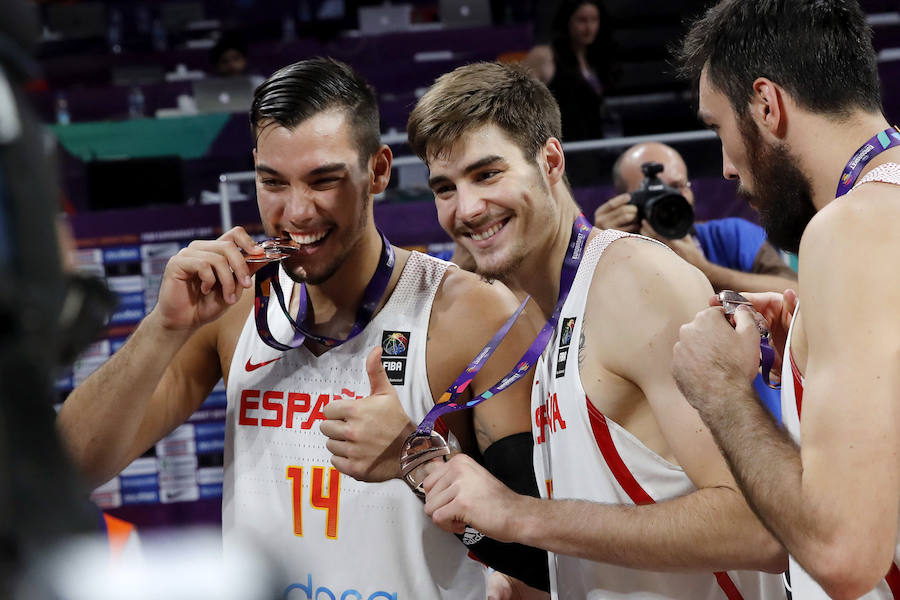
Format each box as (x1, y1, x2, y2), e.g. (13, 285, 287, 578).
(381, 331, 410, 385)
(462, 526, 485, 546)
(382, 331, 409, 357)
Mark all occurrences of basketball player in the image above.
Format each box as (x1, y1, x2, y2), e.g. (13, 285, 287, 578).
(405, 62, 787, 598)
(671, 1, 900, 598)
(56, 58, 538, 598)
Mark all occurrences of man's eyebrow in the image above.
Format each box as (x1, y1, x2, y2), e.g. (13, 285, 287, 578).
(463, 155, 505, 175)
(308, 162, 347, 176)
(427, 155, 506, 188)
(255, 163, 281, 176)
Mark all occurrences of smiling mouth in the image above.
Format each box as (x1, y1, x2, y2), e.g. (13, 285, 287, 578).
(285, 228, 333, 251)
(467, 218, 510, 242)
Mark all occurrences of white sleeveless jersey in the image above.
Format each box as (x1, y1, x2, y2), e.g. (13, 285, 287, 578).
(224, 252, 486, 600)
(780, 164, 900, 599)
(532, 230, 785, 600)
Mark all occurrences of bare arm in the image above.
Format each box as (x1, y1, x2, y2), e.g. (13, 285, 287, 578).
(673, 191, 900, 598)
(57, 228, 262, 487)
(425, 240, 785, 572)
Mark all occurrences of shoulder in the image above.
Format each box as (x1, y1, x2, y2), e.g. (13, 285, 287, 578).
(801, 183, 900, 260)
(581, 235, 711, 382)
(589, 235, 712, 336)
(593, 235, 709, 299)
(432, 267, 521, 323)
(800, 184, 900, 291)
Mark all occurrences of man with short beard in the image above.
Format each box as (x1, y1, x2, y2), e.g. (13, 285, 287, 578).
(403, 61, 787, 599)
(671, 1, 900, 598)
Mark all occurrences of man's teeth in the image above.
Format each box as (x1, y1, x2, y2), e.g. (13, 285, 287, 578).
(470, 222, 504, 242)
(288, 230, 328, 245)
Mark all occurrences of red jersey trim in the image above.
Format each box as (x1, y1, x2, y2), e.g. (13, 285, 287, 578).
(585, 397, 745, 600)
(885, 562, 900, 598)
(790, 350, 804, 419)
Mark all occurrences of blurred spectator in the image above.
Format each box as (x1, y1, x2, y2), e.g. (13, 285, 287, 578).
(523, 0, 613, 141)
(209, 31, 264, 86)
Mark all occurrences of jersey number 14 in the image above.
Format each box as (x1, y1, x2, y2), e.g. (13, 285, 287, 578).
(286, 465, 341, 539)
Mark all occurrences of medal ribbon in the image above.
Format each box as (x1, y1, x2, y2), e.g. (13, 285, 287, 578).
(253, 230, 395, 351)
(415, 214, 593, 435)
(835, 126, 900, 197)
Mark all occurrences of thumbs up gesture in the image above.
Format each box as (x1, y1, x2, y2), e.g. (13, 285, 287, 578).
(321, 346, 416, 482)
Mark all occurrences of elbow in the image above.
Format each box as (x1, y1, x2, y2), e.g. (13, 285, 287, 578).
(753, 531, 789, 574)
(760, 543, 789, 575)
(804, 540, 894, 600)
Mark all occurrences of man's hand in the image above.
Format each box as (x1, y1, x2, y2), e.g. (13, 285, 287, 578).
(154, 226, 266, 331)
(672, 306, 763, 421)
(593, 194, 639, 232)
(423, 453, 521, 541)
(713, 290, 797, 359)
(321, 346, 415, 482)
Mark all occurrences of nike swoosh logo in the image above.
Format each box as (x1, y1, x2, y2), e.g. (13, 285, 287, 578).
(245, 357, 283, 372)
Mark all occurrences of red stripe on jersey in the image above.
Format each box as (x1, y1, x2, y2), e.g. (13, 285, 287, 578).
(790, 349, 804, 419)
(585, 399, 652, 505)
(714, 571, 748, 600)
(434, 417, 449, 438)
(585, 397, 745, 600)
(885, 562, 900, 598)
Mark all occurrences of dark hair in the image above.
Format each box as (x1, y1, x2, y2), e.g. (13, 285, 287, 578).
(209, 31, 248, 65)
(250, 58, 380, 166)
(551, 0, 613, 87)
(676, 0, 882, 118)
(407, 62, 562, 164)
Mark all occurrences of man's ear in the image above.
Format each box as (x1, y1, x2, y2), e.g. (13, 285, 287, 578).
(751, 77, 788, 139)
(369, 144, 393, 194)
(542, 137, 566, 186)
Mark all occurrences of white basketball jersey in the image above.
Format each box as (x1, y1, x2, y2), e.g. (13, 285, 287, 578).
(781, 164, 900, 598)
(224, 252, 486, 600)
(532, 230, 785, 600)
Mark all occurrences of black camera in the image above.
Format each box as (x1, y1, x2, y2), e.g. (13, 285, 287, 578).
(629, 162, 694, 239)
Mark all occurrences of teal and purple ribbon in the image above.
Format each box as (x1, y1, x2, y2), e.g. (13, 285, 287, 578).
(415, 214, 593, 435)
(835, 126, 900, 198)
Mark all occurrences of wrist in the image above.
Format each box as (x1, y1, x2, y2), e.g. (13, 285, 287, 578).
(144, 309, 197, 343)
(506, 493, 540, 546)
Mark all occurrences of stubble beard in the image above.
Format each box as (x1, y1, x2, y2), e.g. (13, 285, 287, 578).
(737, 116, 817, 255)
(284, 185, 371, 286)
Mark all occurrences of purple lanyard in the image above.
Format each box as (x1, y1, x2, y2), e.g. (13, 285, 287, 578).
(835, 126, 900, 198)
(416, 214, 593, 435)
(253, 230, 395, 351)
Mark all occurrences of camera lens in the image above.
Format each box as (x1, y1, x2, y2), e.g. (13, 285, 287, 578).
(645, 193, 693, 239)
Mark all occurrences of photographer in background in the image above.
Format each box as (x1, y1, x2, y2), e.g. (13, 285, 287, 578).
(595, 142, 795, 421)
(595, 142, 797, 295)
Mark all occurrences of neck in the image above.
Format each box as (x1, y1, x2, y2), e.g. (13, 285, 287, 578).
(303, 221, 384, 333)
(503, 189, 582, 319)
(793, 110, 893, 209)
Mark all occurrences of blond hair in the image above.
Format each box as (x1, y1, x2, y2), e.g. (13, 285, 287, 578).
(407, 62, 562, 164)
